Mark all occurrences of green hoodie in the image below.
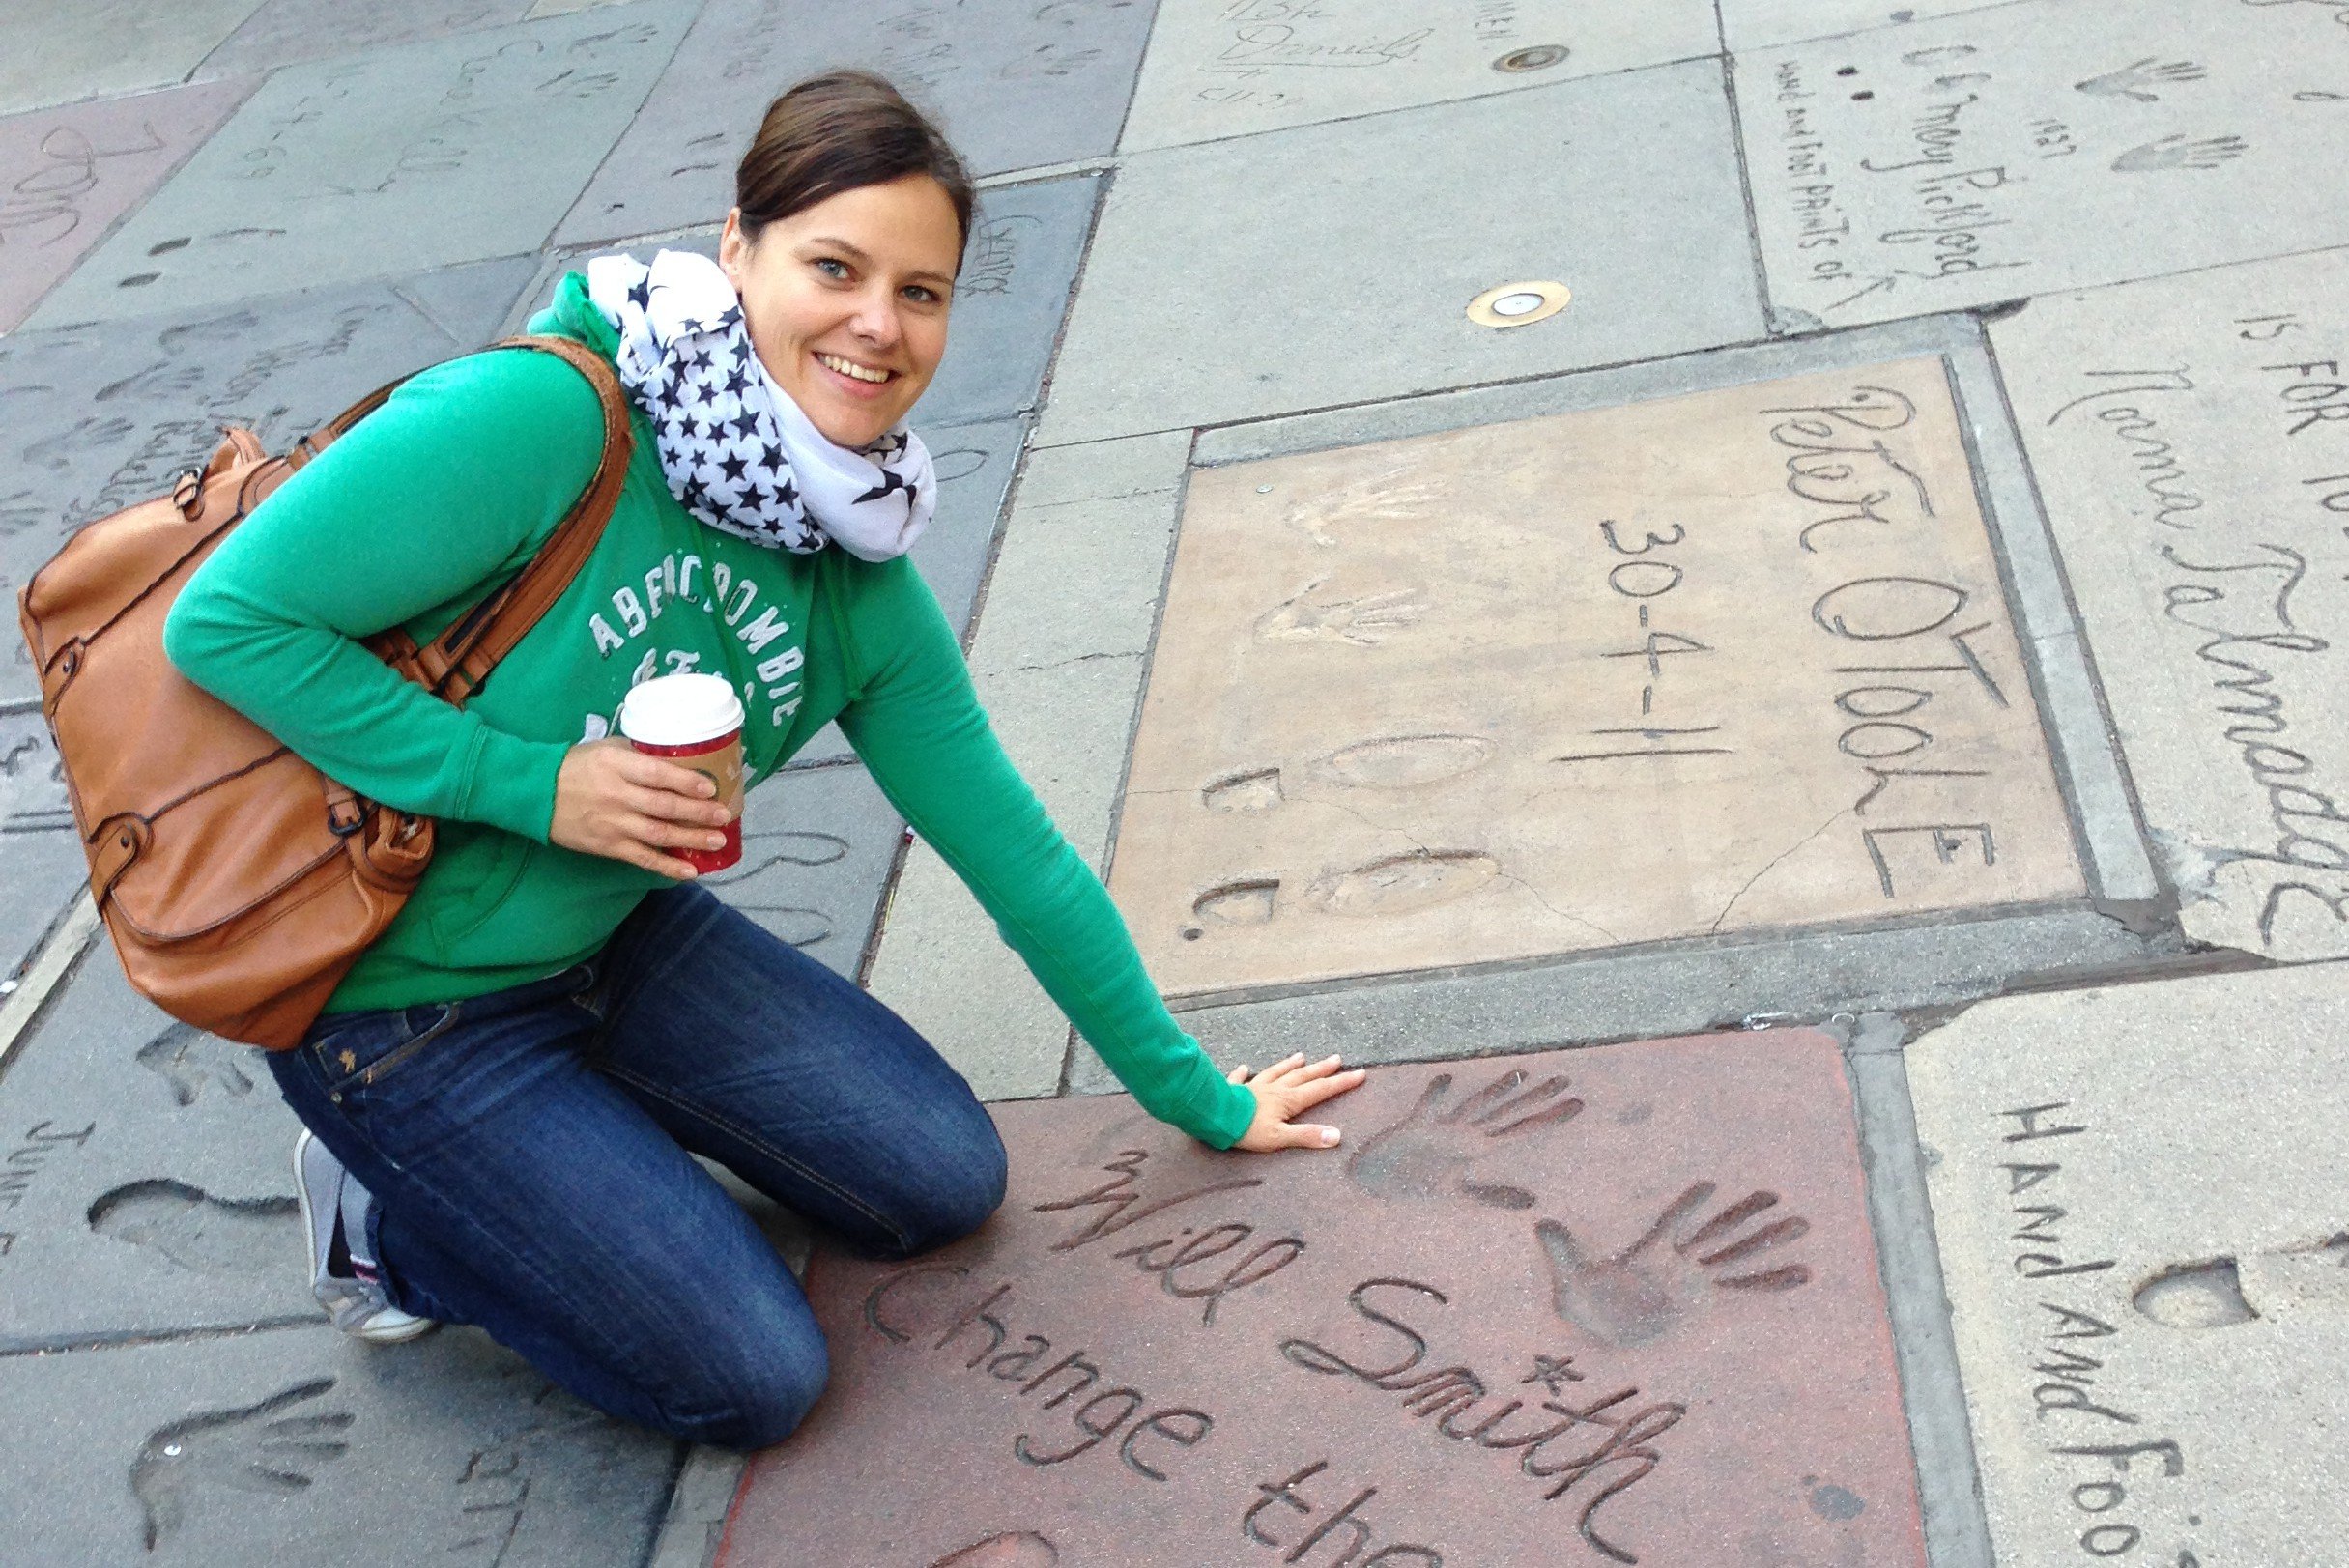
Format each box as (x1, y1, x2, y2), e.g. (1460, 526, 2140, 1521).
(161, 274, 1255, 1148)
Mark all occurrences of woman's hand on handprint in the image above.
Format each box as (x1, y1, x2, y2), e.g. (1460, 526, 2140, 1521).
(1227, 1052, 1368, 1153)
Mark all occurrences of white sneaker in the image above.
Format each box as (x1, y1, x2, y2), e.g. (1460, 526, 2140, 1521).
(293, 1129, 437, 1345)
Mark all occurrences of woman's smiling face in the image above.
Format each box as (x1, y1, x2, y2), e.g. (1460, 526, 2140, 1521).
(718, 172, 962, 448)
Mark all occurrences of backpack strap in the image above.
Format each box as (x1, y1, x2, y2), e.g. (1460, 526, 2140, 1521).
(358, 335, 635, 708)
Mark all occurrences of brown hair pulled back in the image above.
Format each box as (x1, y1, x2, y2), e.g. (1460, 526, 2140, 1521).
(735, 71, 975, 259)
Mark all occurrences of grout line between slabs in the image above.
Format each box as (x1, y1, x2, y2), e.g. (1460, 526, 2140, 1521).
(1714, 48, 1781, 332)
(1941, 328, 2163, 908)
(1, 71, 268, 335)
(1971, 324, 2165, 896)
(525, 0, 703, 253)
(1109, 48, 1728, 164)
(0, 892, 100, 1088)
(0, 1312, 327, 1358)
(1056, 427, 1198, 1097)
(1729, 0, 2046, 54)
(1102, 0, 1160, 160)
(1844, 1013, 1998, 1568)
(640, 1443, 745, 1568)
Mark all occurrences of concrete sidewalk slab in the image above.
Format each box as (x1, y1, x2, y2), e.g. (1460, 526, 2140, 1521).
(0, 78, 257, 333)
(1175, 305, 2163, 907)
(0, 255, 539, 704)
(909, 416, 1026, 627)
(0, 708, 87, 985)
(0, 1324, 678, 1567)
(724, 1032, 1924, 1568)
(1110, 356, 2083, 1000)
(1990, 247, 2349, 960)
(0, 830, 86, 991)
(197, 0, 538, 78)
(0, 953, 314, 1349)
(1119, 0, 1716, 153)
(921, 174, 1103, 430)
(1906, 961, 2349, 1568)
(1738, 0, 2349, 329)
(865, 431, 1194, 1103)
(788, 413, 1028, 769)
(554, 0, 1147, 246)
(25, 6, 692, 326)
(1716, 0, 2023, 51)
(1065, 903, 2176, 1094)
(0, 0, 265, 118)
(1038, 62, 1763, 445)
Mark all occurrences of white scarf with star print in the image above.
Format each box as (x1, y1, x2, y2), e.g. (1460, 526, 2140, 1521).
(584, 250, 935, 562)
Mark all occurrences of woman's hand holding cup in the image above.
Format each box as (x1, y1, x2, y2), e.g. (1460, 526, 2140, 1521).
(554, 673, 749, 879)
(551, 737, 735, 880)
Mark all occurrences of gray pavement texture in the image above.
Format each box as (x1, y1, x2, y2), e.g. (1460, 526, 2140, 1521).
(1, 1, 2344, 1565)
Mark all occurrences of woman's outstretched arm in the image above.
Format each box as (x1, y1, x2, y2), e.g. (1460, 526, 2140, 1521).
(832, 557, 1361, 1150)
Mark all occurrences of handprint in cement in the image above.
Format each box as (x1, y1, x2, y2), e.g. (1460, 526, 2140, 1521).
(1536, 1182, 1812, 1348)
(1347, 1068, 1584, 1211)
(2111, 133, 2249, 172)
(136, 1021, 257, 1106)
(1254, 578, 1429, 647)
(131, 1379, 354, 1549)
(2074, 56, 2207, 102)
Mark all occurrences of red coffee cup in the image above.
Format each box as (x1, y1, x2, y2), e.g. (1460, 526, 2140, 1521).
(617, 673, 746, 874)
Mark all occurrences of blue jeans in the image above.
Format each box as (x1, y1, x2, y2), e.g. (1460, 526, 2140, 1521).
(267, 882, 1008, 1450)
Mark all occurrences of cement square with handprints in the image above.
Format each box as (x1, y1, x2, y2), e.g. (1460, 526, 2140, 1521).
(1736, 0, 2349, 329)
(1108, 356, 2084, 999)
(22, 5, 693, 327)
(0, 77, 256, 332)
(722, 1031, 1925, 1568)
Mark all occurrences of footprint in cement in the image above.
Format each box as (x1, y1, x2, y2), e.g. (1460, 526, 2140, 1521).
(2134, 1258, 2259, 1329)
(1199, 735, 1496, 813)
(1183, 847, 1503, 939)
(1312, 733, 1495, 790)
(1200, 766, 1283, 813)
(1303, 849, 1502, 917)
(1188, 878, 1280, 933)
(930, 1532, 1056, 1567)
(135, 1022, 257, 1106)
(87, 1180, 301, 1275)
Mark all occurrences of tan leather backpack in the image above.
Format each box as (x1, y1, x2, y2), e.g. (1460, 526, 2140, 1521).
(15, 334, 632, 1049)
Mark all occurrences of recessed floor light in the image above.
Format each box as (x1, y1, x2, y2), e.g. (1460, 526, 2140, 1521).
(1494, 44, 1569, 72)
(1467, 279, 1570, 328)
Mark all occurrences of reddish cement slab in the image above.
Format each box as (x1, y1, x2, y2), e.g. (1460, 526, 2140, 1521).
(721, 1031, 1924, 1568)
(0, 77, 254, 330)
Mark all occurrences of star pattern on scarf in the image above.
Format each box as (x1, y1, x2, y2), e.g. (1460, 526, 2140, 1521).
(590, 252, 932, 557)
(854, 468, 917, 508)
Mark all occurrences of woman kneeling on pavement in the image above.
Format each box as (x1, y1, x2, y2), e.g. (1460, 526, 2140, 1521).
(162, 71, 1365, 1449)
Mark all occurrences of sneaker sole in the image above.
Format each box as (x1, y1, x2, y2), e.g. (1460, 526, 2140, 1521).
(355, 1309, 439, 1345)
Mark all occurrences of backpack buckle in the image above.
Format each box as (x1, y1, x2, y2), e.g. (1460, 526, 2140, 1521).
(327, 797, 368, 838)
(171, 468, 204, 518)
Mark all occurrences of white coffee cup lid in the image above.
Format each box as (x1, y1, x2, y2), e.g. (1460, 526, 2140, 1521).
(617, 672, 745, 747)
